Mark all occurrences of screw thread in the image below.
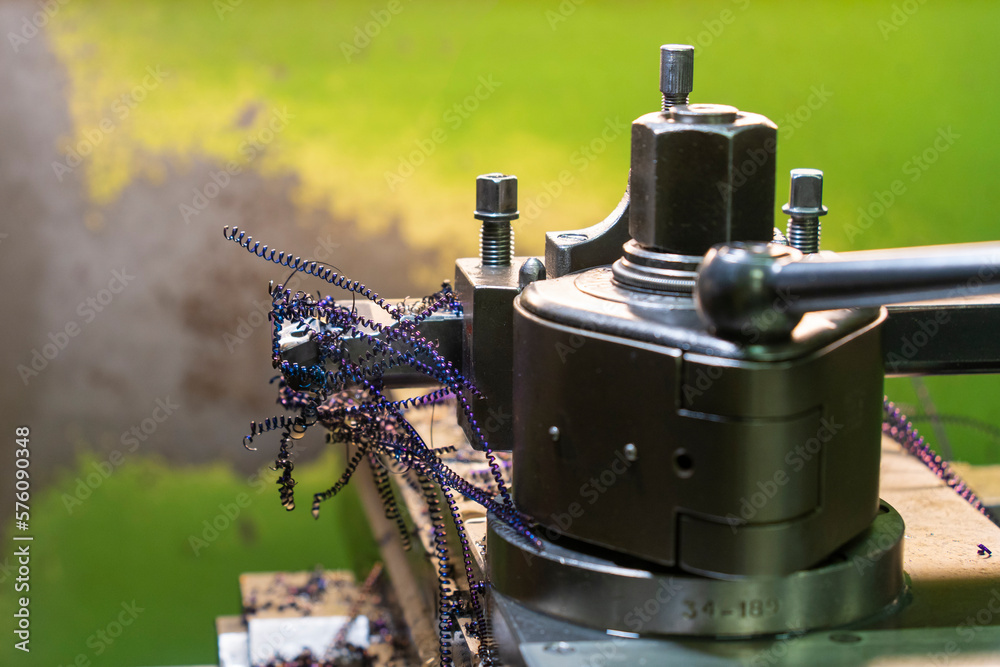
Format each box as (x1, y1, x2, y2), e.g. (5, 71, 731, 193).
(786, 218, 821, 254)
(480, 222, 513, 266)
(662, 93, 689, 111)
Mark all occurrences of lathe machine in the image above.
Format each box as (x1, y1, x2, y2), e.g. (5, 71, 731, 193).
(219, 44, 1000, 667)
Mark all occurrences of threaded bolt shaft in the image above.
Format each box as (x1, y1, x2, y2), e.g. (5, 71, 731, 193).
(786, 219, 821, 254)
(662, 93, 690, 112)
(480, 222, 514, 266)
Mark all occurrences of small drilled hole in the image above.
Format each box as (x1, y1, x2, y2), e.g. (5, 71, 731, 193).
(674, 449, 694, 477)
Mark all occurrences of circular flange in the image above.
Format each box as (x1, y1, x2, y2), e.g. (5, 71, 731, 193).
(488, 501, 905, 637)
(611, 239, 702, 294)
(671, 103, 740, 125)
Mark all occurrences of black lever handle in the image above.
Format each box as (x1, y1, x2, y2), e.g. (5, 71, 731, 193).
(694, 241, 1000, 342)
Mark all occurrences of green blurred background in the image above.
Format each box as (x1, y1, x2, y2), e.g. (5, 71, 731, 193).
(3, 0, 1000, 665)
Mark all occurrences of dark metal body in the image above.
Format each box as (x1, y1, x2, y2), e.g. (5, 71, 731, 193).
(454, 257, 532, 451)
(882, 296, 1000, 375)
(488, 502, 905, 636)
(511, 267, 885, 576)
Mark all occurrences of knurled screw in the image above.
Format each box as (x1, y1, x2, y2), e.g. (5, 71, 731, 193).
(782, 169, 829, 254)
(474, 173, 518, 266)
(660, 44, 694, 111)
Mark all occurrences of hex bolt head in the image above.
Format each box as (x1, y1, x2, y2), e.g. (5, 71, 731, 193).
(782, 169, 829, 218)
(475, 173, 519, 222)
(660, 44, 694, 110)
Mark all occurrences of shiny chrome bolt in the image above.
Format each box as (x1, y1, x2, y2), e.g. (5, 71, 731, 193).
(474, 173, 518, 266)
(782, 168, 829, 254)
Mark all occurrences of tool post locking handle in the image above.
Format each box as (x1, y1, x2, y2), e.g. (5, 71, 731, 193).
(694, 241, 1000, 342)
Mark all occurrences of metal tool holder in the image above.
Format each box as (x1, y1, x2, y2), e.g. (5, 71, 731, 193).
(271, 44, 1000, 667)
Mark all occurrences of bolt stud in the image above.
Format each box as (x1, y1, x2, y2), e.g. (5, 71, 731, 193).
(782, 169, 828, 254)
(660, 44, 694, 111)
(474, 173, 518, 266)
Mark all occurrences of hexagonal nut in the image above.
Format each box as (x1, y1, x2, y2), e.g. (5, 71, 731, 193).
(475, 173, 519, 221)
(629, 107, 777, 256)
